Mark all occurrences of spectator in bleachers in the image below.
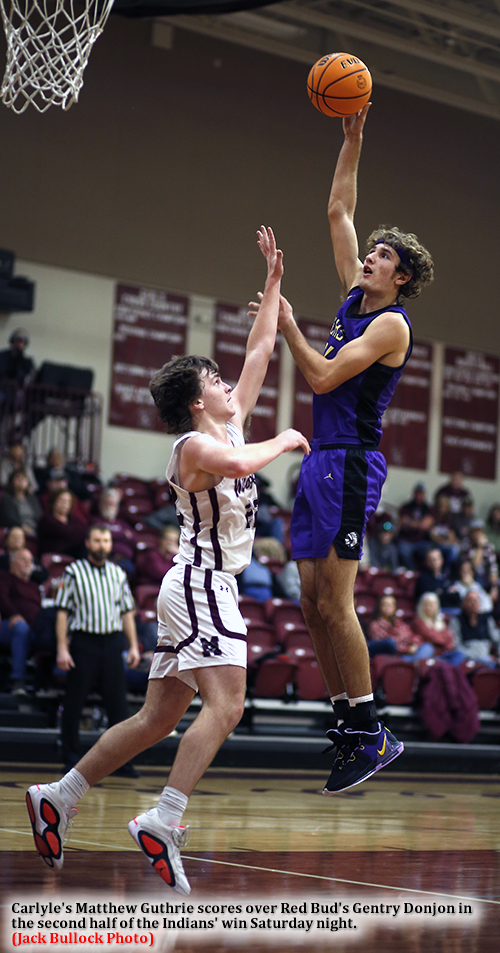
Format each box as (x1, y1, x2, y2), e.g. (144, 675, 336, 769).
(0, 525, 47, 584)
(451, 495, 476, 544)
(453, 558, 494, 615)
(238, 537, 287, 602)
(92, 486, 137, 577)
(460, 520, 499, 604)
(37, 488, 87, 558)
(254, 473, 285, 543)
(144, 490, 177, 532)
(126, 526, 179, 688)
(448, 590, 500, 668)
(278, 558, 301, 604)
(0, 548, 54, 694)
(428, 494, 460, 572)
(0, 470, 41, 537)
(134, 524, 180, 588)
(396, 482, 434, 570)
(485, 503, 500, 553)
(412, 593, 464, 665)
(414, 547, 461, 611)
(367, 594, 433, 660)
(435, 471, 471, 515)
(38, 468, 90, 525)
(368, 518, 400, 571)
(35, 448, 92, 501)
(0, 328, 35, 387)
(119, 519, 178, 670)
(0, 442, 38, 491)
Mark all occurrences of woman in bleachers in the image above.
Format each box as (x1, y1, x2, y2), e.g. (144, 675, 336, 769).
(37, 488, 87, 557)
(367, 593, 434, 661)
(412, 593, 465, 665)
(0, 470, 41, 537)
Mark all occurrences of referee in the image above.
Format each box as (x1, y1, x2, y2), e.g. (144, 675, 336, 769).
(55, 524, 140, 773)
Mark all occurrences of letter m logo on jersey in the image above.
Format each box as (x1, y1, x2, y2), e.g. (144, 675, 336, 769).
(200, 636, 222, 657)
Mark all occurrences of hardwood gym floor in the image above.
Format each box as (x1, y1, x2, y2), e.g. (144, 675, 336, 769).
(1, 763, 499, 952)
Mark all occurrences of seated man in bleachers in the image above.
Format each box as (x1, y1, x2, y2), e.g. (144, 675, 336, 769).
(448, 590, 500, 669)
(396, 482, 434, 570)
(0, 525, 48, 584)
(0, 548, 55, 693)
(35, 448, 93, 502)
(92, 486, 137, 577)
(368, 518, 400, 572)
(414, 547, 461, 611)
(134, 523, 179, 588)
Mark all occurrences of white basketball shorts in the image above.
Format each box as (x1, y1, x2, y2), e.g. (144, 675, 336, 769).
(148, 562, 248, 692)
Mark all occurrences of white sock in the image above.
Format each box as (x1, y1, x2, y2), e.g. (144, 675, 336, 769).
(349, 693, 374, 706)
(157, 785, 189, 827)
(51, 769, 89, 809)
(330, 693, 348, 704)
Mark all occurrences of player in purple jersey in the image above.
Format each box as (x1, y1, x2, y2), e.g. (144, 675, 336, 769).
(25, 227, 309, 892)
(277, 105, 433, 793)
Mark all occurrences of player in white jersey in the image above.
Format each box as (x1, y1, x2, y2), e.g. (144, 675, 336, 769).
(26, 227, 309, 895)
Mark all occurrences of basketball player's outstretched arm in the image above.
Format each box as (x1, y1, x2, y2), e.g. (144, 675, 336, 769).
(328, 104, 371, 297)
(231, 226, 282, 431)
(183, 427, 310, 486)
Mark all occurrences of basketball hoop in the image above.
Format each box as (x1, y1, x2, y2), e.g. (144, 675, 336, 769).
(0, 0, 115, 113)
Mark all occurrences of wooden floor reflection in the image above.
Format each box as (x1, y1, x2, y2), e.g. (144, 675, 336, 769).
(2, 763, 499, 952)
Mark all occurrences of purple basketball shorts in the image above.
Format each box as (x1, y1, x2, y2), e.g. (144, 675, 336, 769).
(290, 446, 387, 561)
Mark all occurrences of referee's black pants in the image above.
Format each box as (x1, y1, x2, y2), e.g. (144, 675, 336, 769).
(61, 631, 128, 768)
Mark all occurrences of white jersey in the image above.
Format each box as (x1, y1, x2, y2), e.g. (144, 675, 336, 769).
(166, 422, 258, 576)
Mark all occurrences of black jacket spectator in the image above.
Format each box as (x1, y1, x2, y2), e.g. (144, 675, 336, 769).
(0, 328, 34, 386)
(414, 547, 460, 609)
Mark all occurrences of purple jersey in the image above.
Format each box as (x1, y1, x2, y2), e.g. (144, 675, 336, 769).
(312, 287, 412, 447)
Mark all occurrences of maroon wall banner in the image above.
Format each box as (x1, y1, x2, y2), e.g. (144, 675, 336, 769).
(379, 340, 433, 470)
(109, 283, 188, 432)
(214, 301, 280, 442)
(292, 318, 328, 440)
(440, 347, 500, 479)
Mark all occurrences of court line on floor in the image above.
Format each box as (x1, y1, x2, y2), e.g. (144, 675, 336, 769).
(8, 827, 499, 908)
(2, 828, 132, 851)
(183, 854, 500, 907)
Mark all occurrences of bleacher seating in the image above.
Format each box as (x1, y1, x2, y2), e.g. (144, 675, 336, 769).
(2, 468, 499, 752)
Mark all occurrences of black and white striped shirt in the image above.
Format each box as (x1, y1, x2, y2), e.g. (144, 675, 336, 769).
(55, 558, 135, 634)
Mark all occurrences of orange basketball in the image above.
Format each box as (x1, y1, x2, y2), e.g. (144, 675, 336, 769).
(307, 52, 372, 117)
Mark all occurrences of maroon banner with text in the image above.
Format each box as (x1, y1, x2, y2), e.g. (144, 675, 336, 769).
(292, 318, 328, 441)
(439, 347, 499, 479)
(109, 283, 188, 432)
(379, 340, 432, 470)
(214, 301, 280, 442)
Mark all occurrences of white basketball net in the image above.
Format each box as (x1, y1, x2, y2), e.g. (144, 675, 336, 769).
(0, 0, 115, 112)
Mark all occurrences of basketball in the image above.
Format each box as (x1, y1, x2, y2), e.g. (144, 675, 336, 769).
(307, 53, 372, 117)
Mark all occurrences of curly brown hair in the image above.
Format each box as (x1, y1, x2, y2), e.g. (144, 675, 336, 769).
(366, 225, 434, 300)
(149, 355, 220, 434)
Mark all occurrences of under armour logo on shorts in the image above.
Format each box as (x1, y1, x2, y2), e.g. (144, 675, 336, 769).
(200, 636, 222, 657)
(344, 531, 359, 549)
